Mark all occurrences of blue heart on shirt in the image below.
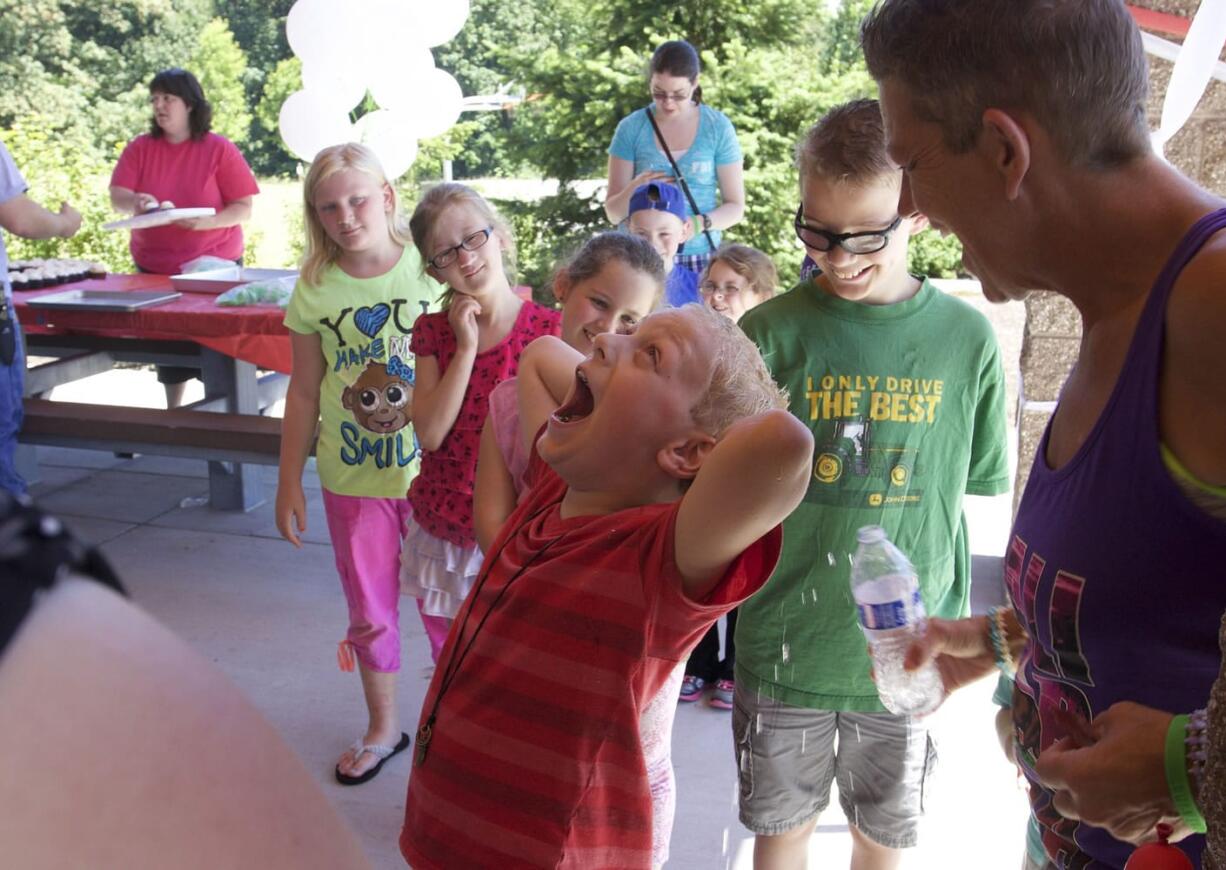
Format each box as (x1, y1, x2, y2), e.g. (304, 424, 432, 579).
(354, 304, 391, 338)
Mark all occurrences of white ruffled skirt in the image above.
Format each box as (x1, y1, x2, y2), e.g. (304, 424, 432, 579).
(399, 516, 484, 618)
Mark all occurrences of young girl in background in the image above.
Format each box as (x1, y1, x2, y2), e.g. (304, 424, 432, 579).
(277, 143, 443, 786)
(699, 242, 778, 324)
(400, 184, 560, 635)
(684, 243, 779, 708)
(473, 231, 663, 538)
(472, 232, 687, 869)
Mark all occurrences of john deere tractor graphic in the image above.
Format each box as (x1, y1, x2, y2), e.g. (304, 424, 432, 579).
(813, 419, 918, 487)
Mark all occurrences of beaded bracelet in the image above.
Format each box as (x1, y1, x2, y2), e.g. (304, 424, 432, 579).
(986, 605, 1017, 678)
(1187, 708, 1209, 794)
(1165, 714, 1207, 833)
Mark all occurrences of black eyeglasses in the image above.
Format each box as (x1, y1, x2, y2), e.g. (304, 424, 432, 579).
(651, 89, 692, 104)
(428, 227, 493, 269)
(794, 205, 903, 255)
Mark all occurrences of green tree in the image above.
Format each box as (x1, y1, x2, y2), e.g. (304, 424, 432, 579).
(189, 19, 252, 146)
(0, 0, 213, 152)
(253, 56, 301, 159)
(3, 118, 132, 269)
(216, 0, 297, 176)
(433, 0, 582, 179)
(488, 0, 838, 287)
(485, 0, 963, 286)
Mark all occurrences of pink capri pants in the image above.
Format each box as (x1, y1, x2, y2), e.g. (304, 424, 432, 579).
(321, 490, 450, 671)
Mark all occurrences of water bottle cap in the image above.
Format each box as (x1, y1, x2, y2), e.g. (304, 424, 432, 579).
(856, 525, 886, 544)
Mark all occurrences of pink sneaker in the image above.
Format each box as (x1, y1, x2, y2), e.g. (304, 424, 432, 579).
(710, 679, 735, 710)
(678, 675, 706, 703)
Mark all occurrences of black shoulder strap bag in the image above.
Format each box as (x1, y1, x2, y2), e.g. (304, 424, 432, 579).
(643, 108, 717, 253)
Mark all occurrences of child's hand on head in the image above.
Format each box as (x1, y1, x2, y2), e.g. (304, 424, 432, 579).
(448, 295, 482, 351)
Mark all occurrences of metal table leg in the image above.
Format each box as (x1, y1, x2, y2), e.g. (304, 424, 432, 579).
(200, 348, 265, 511)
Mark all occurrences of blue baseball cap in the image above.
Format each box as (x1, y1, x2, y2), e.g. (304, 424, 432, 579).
(628, 181, 687, 222)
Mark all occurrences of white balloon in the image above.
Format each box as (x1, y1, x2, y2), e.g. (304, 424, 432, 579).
(368, 47, 436, 112)
(391, 66, 464, 139)
(415, 0, 471, 48)
(371, 0, 470, 49)
(354, 109, 419, 180)
(278, 90, 355, 162)
(1154, 0, 1226, 154)
(285, 0, 338, 65)
(301, 60, 368, 115)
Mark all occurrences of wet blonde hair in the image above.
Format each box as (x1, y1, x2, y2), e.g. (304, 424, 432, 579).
(702, 243, 778, 301)
(684, 304, 789, 437)
(409, 182, 516, 308)
(299, 143, 412, 287)
(796, 99, 896, 189)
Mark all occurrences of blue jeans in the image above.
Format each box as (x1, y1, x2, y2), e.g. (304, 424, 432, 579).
(0, 324, 26, 495)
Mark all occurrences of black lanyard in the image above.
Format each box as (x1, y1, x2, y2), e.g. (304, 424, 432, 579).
(415, 499, 569, 766)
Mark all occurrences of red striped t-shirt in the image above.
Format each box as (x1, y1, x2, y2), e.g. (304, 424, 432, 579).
(401, 453, 781, 869)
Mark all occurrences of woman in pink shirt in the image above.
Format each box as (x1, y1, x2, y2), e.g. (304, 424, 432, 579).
(109, 68, 260, 406)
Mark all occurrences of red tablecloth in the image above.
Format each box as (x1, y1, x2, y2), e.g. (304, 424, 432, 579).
(14, 274, 292, 373)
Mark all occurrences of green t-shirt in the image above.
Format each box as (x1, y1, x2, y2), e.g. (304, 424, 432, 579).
(737, 278, 1010, 711)
(283, 247, 440, 498)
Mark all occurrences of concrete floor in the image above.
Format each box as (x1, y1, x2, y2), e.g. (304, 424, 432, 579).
(22, 447, 1030, 870)
(22, 289, 1032, 869)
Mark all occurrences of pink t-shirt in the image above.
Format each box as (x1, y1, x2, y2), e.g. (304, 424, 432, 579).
(109, 133, 259, 274)
(407, 300, 561, 547)
(487, 377, 531, 501)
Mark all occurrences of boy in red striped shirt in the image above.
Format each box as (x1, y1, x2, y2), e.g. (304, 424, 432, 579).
(400, 304, 813, 869)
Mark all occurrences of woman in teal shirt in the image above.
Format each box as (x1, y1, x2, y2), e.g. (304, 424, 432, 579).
(605, 40, 745, 275)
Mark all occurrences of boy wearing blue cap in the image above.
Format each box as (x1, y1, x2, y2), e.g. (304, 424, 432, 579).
(628, 181, 700, 307)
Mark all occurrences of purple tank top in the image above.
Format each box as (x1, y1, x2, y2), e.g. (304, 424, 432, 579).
(1008, 208, 1226, 869)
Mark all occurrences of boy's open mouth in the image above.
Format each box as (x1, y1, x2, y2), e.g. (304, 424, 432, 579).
(553, 368, 594, 423)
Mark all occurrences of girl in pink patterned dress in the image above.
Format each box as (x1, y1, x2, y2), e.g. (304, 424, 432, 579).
(399, 184, 560, 650)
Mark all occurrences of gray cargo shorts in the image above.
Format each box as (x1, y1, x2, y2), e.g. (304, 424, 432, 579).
(732, 681, 937, 849)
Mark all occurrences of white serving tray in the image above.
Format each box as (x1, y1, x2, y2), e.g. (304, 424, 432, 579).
(170, 267, 298, 294)
(102, 208, 216, 231)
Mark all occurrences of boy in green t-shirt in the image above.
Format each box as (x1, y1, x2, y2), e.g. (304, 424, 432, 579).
(734, 99, 1010, 868)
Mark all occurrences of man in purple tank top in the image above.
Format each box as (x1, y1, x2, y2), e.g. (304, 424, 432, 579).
(861, 2, 1226, 868)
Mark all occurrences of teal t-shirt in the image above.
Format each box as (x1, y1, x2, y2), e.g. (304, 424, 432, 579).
(608, 104, 742, 255)
(737, 279, 1010, 711)
(283, 247, 440, 498)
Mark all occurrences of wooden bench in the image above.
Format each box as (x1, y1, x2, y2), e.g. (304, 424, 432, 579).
(19, 398, 305, 466)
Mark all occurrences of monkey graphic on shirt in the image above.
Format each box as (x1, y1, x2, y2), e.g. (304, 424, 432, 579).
(342, 356, 414, 434)
(338, 356, 419, 468)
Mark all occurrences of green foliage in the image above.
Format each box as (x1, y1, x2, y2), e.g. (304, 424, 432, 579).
(492, 187, 610, 296)
(400, 122, 486, 200)
(221, 0, 297, 177)
(189, 19, 251, 146)
(908, 229, 965, 279)
(484, 0, 881, 289)
(432, 0, 564, 178)
(0, 0, 969, 285)
(251, 55, 302, 176)
(3, 119, 131, 270)
(0, 0, 213, 153)
(585, 0, 815, 56)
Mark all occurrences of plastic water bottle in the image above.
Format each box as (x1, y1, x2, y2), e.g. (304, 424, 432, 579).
(851, 525, 944, 716)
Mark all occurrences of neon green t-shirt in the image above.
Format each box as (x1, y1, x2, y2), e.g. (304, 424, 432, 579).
(283, 247, 440, 497)
(737, 279, 1010, 711)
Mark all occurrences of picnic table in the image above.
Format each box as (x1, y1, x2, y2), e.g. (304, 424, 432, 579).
(14, 272, 297, 511)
